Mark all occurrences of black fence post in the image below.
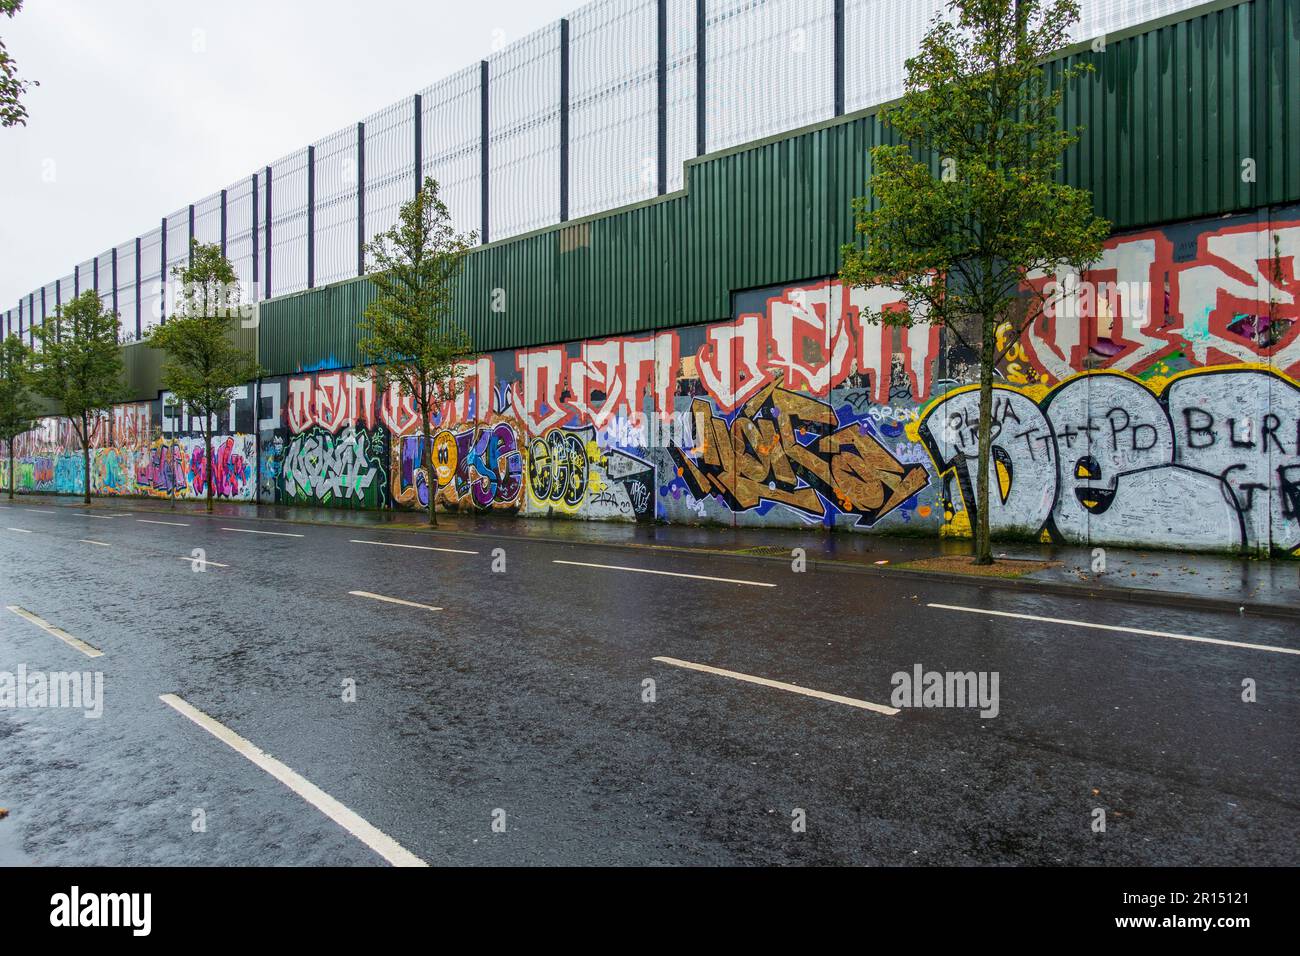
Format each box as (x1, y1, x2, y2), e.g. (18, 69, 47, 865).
(657, 0, 667, 194)
(413, 94, 422, 198)
(306, 145, 316, 289)
(134, 237, 142, 340)
(220, 189, 228, 258)
(559, 18, 570, 223)
(480, 59, 490, 245)
(834, 0, 845, 116)
(696, 0, 706, 156)
(188, 204, 195, 267)
(358, 121, 367, 277)
(251, 173, 260, 296)
(264, 166, 273, 299)
(160, 216, 168, 322)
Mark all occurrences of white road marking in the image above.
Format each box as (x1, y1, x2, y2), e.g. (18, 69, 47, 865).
(158, 694, 427, 867)
(221, 527, 304, 538)
(72, 512, 116, 519)
(554, 559, 776, 588)
(175, 556, 230, 569)
(350, 539, 479, 555)
(927, 603, 1300, 657)
(79, 539, 111, 547)
(5, 606, 104, 658)
(22, 509, 56, 514)
(138, 519, 190, 527)
(6, 528, 32, 534)
(348, 590, 442, 612)
(653, 656, 898, 716)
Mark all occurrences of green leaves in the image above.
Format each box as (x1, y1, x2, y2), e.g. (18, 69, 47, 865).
(30, 290, 124, 436)
(1, 0, 37, 128)
(358, 176, 476, 412)
(841, 0, 1109, 342)
(146, 241, 263, 421)
(0, 332, 38, 446)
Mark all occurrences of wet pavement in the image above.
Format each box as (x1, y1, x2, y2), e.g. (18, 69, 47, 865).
(5, 493, 1297, 616)
(0, 496, 1297, 865)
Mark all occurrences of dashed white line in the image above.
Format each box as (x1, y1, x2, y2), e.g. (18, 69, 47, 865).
(220, 527, 304, 538)
(348, 590, 442, 612)
(927, 603, 1300, 657)
(6, 528, 32, 534)
(138, 519, 190, 527)
(71, 512, 117, 519)
(5, 606, 104, 658)
(350, 539, 479, 555)
(158, 694, 427, 867)
(553, 559, 775, 588)
(653, 656, 898, 716)
(175, 555, 230, 569)
(79, 539, 111, 547)
(22, 509, 56, 514)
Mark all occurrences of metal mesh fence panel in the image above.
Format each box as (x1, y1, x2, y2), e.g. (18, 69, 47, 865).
(704, 0, 835, 153)
(224, 176, 256, 297)
(138, 228, 163, 333)
(194, 192, 223, 248)
(363, 100, 416, 254)
(488, 21, 562, 240)
(115, 240, 138, 341)
(665, 0, 698, 190)
(270, 149, 310, 295)
(315, 125, 360, 286)
(569, 0, 659, 218)
(846, 0, 1210, 114)
(421, 65, 484, 240)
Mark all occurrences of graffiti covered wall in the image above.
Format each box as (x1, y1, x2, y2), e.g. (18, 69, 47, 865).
(3, 205, 1297, 554)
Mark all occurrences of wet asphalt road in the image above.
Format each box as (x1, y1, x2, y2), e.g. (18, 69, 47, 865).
(0, 499, 1296, 867)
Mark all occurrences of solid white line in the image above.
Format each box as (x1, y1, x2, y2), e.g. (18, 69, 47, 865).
(348, 590, 442, 612)
(175, 556, 230, 569)
(653, 656, 898, 716)
(138, 519, 190, 527)
(553, 559, 776, 588)
(5, 605, 104, 658)
(6, 528, 31, 534)
(350, 539, 479, 555)
(221, 527, 304, 538)
(927, 603, 1300, 656)
(78, 539, 111, 547)
(158, 694, 427, 867)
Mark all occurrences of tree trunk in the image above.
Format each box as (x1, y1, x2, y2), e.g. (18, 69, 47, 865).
(421, 413, 437, 526)
(973, 328, 996, 566)
(7, 438, 14, 500)
(205, 425, 214, 514)
(81, 414, 91, 506)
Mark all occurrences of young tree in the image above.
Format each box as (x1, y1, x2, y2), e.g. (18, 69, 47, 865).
(146, 241, 262, 513)
(359, 176, 476, 526)
(31, 291, 125, 505)
(0, 332, 38, 500)
(840, 0, 1108, 564)
(2, 0, 38, 128)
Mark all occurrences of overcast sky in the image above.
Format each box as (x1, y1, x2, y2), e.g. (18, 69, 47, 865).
(0, 0, 575, 308)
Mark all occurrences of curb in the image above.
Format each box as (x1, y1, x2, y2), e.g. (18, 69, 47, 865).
(7, 495, 1299, 623)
